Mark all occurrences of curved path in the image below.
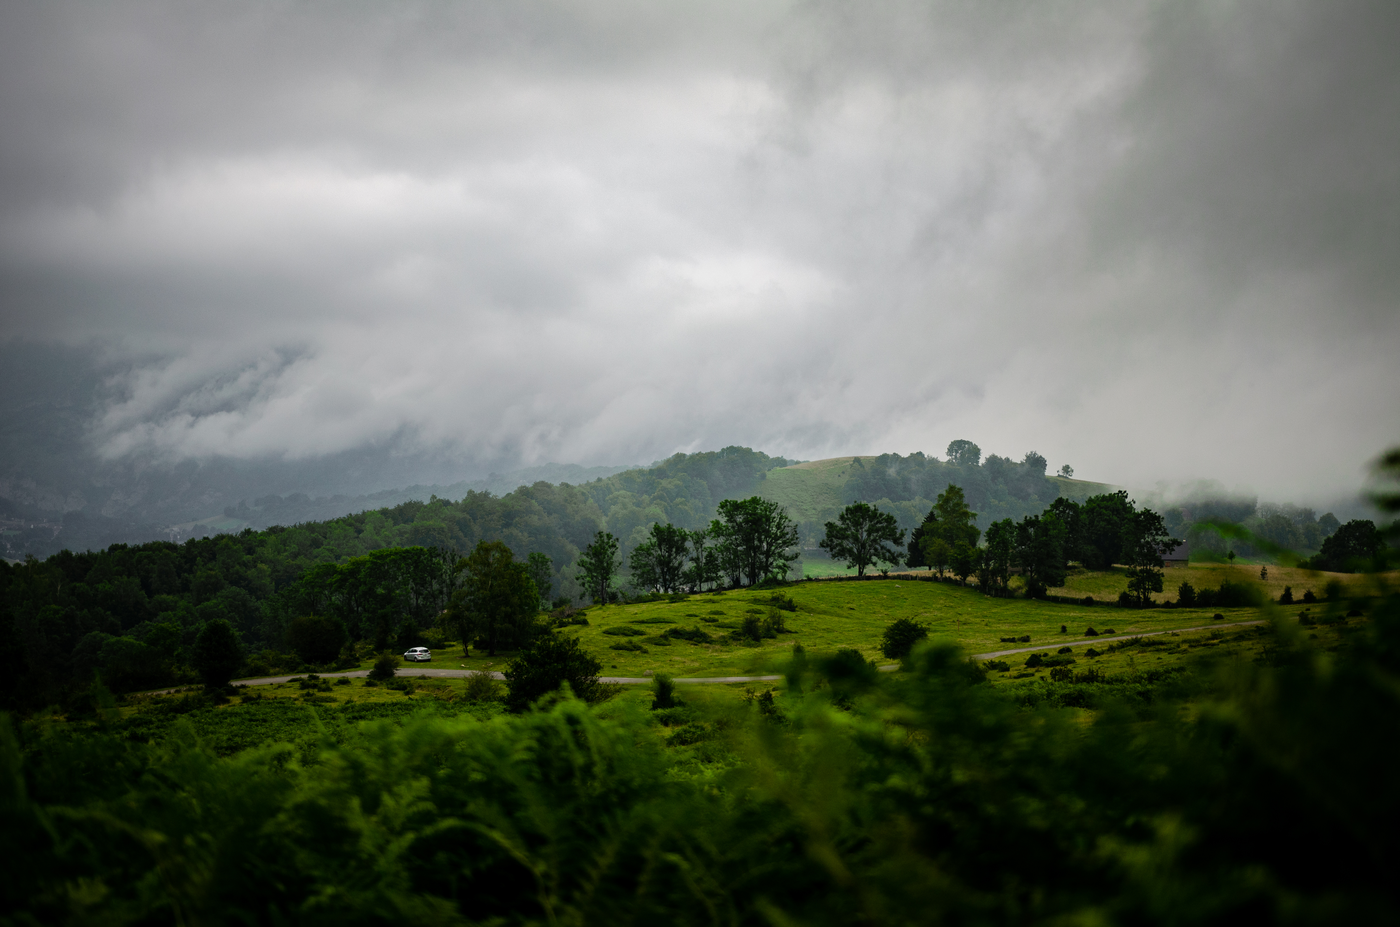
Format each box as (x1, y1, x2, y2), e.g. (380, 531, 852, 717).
(208, 618, 1266, 692)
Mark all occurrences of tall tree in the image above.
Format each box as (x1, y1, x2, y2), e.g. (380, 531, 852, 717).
(1045, 497, 1083, 570)
(1080, 491, 1136, 570)
(712, 497, 800, 586)
(1123, 508, 1182, 606)
(525, 552, 554, 609)
(1013, 514, 1069, 598)
(950, 542, 981, 586)
(933, 484, 981, 549)
(629, 522, 690, 593)
(682, 528, 720, 592)
(978, 519, 1015, 596)
(577, 531, 621, 604)
(921, 537, 952, 578)
(819, 502, 906, 578)
(191, 618, 243, 689)
(945, 439, 982, 467)
(447, 541, 540, 657)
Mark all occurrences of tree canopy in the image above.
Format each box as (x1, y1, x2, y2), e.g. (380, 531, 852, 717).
(819, 502, 906, 577)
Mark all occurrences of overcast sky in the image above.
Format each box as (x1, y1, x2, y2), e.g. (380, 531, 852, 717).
(1, 0, 1397, 502)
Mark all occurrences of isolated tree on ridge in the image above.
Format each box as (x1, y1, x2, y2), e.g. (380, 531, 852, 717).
(820, 502, 906, 578)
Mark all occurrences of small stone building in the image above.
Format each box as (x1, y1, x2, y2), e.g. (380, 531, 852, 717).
(1162, 542, 1190, 568)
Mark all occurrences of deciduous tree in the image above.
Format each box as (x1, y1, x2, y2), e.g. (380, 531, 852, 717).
(819, 502, 906, 578)
(447, 541, 540, 656)
(577, 531, 621, 604)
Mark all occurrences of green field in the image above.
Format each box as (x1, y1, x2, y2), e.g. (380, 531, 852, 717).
(1044, 561, 1384, 604)
(552, 578, 1262, 679)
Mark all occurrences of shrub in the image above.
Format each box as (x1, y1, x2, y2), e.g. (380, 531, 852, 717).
(984, 660, 1011, 672)
(651, 673, 678, 710)
(760, 610, 789, 637)
(1081, 596, 1095, 605)
(1279, 586, 1294, 605)
(504, 634, 610, 711)
(1085, 647, 1101, 657)
(1060, 625, 1067, 634)
(1085, 628, 1099, 637)
(1017, 635, 1030, 643)
(602, 626, 646, 637)
(1118, 591, 1134, 607)
(1213, 613, 1224, 621)
(880, 618, 930, 660)
(462, 671, 502, 703)
(1303, 589, 1317, 603)
(765, 593, 798, 612)
(609, 640, 647, 652)
(368, 652, 398, 681)
(1049, 667, 1073, 682)
(1025, 653, 1044, 668)
(665, 626, 715, 644)
(1102, 629, 1116, 635)
(1058, 646, 1073, 654)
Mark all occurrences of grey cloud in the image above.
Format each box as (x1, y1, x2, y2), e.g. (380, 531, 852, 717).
(1, 0, 1397, 508)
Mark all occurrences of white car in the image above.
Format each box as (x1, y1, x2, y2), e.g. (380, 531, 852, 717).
(403, 647, 432, 662)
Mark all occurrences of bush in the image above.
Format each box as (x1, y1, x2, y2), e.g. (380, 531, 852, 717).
(368, 652, 397, 681)
(1279, 586, 1294, 605)
(1057, 646, 1073, 654)
(504, 634, 611, 711)
(609, 640, 647, 652)
(462, 672, 501, 703)
(1085, 647, 1101, 657)
(1118, 591, 1134, 607)
(1017, 635, 1030, 643)
(764, 593, 798, 612)
(1085, 628, 1099, 637)
(651, 673, 678, 710)
(1082, 596, 1095, 605)
(664, 626, 715, 644)
(984, 660, 1010, 672)
(602, 626, 646, 636)
(1060, 625, 1067, 634)
(1303, 589, 1318, 603)
(880, 618, 930, 660)
(1025, 653, 1044, 668)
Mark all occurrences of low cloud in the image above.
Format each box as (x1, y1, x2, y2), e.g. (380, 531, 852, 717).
(1, 0, 1397, 502)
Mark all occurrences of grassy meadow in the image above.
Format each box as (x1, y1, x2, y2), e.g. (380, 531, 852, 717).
(552, 577, 1264, 679)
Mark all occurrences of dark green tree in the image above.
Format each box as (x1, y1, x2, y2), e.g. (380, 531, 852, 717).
(503, 633, 608, 711)
(712, 497, 800, 586)
(1308, 520, 1383, 572)
(524, 552, 554, 610)
(447, 541, 540, 657)
(629, 522, 690, 593)
(191, 618, 243, 689)
(285, 614, 347, 665)
(578, 531, 621, 604)
(1123, 508, 1182, 606)
(945, 439, 982, 467)
(1013, 513, 1068, 597)
(819, 502, 905, 578)
(921, 536, 952, 578)
(1080, 490, 1135, 569)
(682, 528, 721, 592)
(933, 484, 980, 549)
(950, 542, 981, 586)
(978, 518, 1015, 595)
(879, 618, 929, 660)
(1046, 497, 1083, 569)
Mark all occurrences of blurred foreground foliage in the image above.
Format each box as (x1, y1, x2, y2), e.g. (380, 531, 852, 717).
(4, 576, 1400, 925)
